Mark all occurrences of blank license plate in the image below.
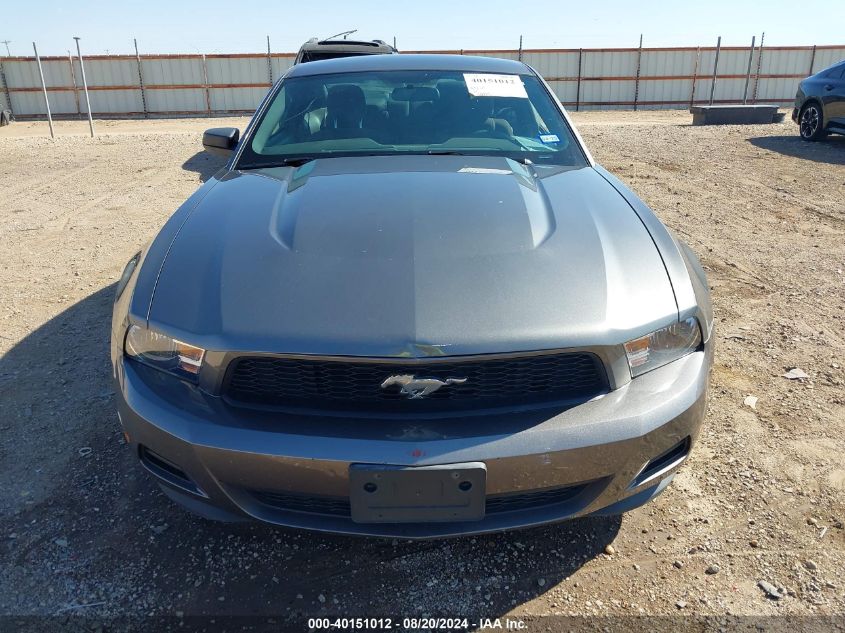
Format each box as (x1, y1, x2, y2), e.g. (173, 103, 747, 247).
(349, 462, 486, 523)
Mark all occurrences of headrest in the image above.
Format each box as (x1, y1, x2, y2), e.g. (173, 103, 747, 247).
(289, 81, 327, 107)
(327, 84, 366, 111)
(436, 80, 471, 105)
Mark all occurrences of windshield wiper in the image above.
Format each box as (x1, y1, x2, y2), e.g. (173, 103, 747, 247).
(238, 156, 316, 170)
(277, 156, 316, 167)
(426, 150, 469, 156)
(508, 156, 534, 165)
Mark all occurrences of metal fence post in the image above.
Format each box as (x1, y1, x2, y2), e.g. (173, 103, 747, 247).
(134, 38, 148, 118)
(742, 35, 756, 104)
(689, 46, 700, 107)
(633, 34, 643, 111)
(74, 37, 94, 137)
(709, 36, 721, 105)
(201, 54, 212, 113)
(808, 44, 816, 75)
(67, 51, 81, 118)
(0, 60, 12, 117)
(33, 42, 54, 138)
(266, 35, 273, 86)
(518, 35, 523, 62)
(752, 32, 765, 103)
(575, 48, 583, 111)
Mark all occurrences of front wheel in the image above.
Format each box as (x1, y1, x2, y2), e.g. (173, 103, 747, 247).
(799, 103, 826, 141)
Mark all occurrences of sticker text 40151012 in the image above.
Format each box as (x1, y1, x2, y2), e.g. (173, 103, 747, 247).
(463, 73, 528, 99)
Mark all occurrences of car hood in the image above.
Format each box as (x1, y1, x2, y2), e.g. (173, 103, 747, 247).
(148, 155, 677, 356)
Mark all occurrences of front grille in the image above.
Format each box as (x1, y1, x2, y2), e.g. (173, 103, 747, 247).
(250, 481, 595, 518)
(223, 352, 607, 413)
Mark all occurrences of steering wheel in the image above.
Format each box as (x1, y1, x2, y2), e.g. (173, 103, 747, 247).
(496, 107, 519, 129)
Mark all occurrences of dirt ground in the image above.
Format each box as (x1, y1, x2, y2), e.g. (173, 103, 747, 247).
(1, 111, 844, 629)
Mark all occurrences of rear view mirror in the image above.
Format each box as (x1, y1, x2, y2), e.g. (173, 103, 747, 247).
(391, 86, 440, 102)
(202, 127, 239, 157)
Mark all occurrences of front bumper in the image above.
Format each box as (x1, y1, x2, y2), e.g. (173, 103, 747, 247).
(116, 346, 711, 538)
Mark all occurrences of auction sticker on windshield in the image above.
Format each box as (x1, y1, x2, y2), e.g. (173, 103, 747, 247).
(463, 73, 528, 98)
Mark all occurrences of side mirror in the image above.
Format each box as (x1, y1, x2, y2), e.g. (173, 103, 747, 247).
(202, 127, 239, 157)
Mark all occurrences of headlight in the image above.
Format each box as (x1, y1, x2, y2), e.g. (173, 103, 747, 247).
(624, 317, 702, 377)
(124, 325, 205, 381)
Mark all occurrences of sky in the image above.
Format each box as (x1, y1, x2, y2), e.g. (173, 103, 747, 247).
(2, 0, 843, 57)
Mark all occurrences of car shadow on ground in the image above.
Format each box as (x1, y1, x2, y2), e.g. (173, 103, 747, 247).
(182, 150, 228, 182)
(748, 134, 845, 165)
(0, 286, 622, 621)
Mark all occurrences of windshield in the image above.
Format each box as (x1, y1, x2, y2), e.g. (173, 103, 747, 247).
(237, 69, 587, 168)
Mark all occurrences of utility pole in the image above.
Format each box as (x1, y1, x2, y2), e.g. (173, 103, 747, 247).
(1, 40, 10, 57)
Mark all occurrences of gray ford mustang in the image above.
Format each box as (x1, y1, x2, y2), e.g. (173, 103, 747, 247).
(111, 54, 713, 538)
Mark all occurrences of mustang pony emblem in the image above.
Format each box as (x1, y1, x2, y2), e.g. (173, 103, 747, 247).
(380, 375, 468, 399)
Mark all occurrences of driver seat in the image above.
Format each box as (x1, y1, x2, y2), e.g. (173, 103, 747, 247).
(323, 85, 367, 130)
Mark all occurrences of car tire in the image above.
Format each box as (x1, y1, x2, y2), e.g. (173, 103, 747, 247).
(798, 102, 826, 141)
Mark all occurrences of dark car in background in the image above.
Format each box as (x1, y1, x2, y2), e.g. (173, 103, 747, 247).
(294, 36, 397, 64)
(793, 59, 845, 141)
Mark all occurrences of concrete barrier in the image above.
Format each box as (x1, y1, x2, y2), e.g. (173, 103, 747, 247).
(690, 105, 780, 125)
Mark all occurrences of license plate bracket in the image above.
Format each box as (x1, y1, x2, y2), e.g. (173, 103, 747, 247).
(349, 462, 486, 523)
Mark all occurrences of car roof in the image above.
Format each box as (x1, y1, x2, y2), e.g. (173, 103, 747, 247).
(298, 38, 396, 53)
(816, 59, 845, 76)
(286, 53, 530, 78)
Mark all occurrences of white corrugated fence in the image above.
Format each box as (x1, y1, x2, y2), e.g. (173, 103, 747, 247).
(1, 44, 843, 118)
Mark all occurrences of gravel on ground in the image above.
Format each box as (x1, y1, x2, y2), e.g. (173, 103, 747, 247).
(1, 111, 844, 624)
